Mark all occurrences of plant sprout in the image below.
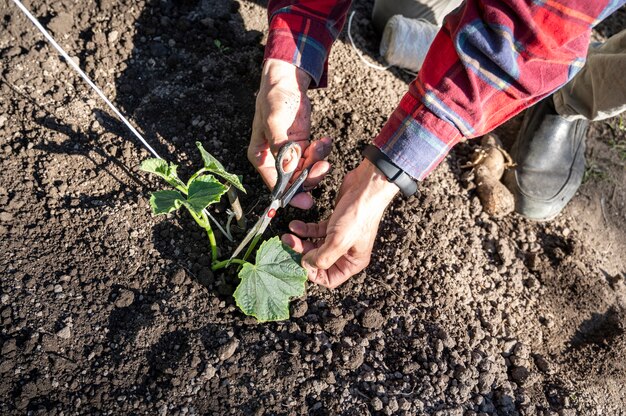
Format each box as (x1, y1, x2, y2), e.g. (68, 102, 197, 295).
(141, 142, 307, 321)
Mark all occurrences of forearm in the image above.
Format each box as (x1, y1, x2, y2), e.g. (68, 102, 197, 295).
(375, 0, 625, 180)
(265, 0, 352, 87)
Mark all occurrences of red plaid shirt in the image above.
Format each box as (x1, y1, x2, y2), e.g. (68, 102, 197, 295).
(265, 0, 624, 180)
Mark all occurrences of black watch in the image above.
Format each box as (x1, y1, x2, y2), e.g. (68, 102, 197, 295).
(363, 144, 418, 197)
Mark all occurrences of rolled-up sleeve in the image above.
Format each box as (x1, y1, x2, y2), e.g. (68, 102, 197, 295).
(374, 0, 625, 180)
(264, 0, 351, 87)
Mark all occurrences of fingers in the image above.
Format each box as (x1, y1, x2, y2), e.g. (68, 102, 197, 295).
(281, 233, 317, 254)
(285, 227, 357, 289)
(289, 192, 314, 210)
(288, 220, 328, 238)
(248, 116, 279, 190)
(301, 137, 332, 185)
(302, 137, 332, 168)
(282, 219, 328, 255)
(285, 220, 369, 289)
(303, 160, 331, 190)
(307, 261, 356, 289)
(301, 232, 349, 276)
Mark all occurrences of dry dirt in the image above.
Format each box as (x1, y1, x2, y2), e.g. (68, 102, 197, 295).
(1, 1, 625, 415)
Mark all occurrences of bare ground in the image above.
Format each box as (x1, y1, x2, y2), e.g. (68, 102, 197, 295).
(1, 1, 625, 415)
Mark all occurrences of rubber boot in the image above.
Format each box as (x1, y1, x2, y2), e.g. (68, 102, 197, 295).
(503, 97, 589, 221)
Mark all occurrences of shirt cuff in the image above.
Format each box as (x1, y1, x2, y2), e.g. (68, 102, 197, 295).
(264, 11, 334, 88)
(373, 91, 464, 181)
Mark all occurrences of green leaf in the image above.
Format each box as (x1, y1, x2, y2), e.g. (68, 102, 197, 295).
(150, 190, 184, 215)
(140, 158, 181, 188)
(196, 142, 246, 193)
(184, 174, 228, 216)
(234, 237, 308, 322)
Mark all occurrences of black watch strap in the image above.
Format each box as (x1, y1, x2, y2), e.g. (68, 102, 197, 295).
(363, 144, 418, 197)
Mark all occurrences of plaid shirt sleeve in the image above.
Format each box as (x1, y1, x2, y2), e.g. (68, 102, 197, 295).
(264, 0, 351, 87)
(265, 1, 624, 180)
(374, 0, 626, 180)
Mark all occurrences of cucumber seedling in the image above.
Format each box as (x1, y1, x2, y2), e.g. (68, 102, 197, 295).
(141, 142, 307, 322)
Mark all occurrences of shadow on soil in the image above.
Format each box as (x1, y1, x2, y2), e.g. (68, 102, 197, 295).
(568, 306, 625, 350)
(33, 114, 145, 206)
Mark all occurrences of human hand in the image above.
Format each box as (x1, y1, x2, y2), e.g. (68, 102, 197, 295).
(282, 159, 399, 288)
(248, 58, 332, 209)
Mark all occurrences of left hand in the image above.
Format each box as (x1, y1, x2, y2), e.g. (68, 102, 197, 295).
(248, 59, 332, 209)
(281, 159, 399, 288)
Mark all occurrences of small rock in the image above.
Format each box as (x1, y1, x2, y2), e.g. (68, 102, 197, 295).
(1, 338, 16, 355)
(371, 397, 383, 411)
(454, 365, 471, 382)
(510, 354, 528, 367)
(386, 397, 399, 414)
(56, 326, 72, 340)
(48, 12, 74, 37)
(478, 372, 495, 394)
(53, 284, 63, 293)
(513, 342, 530, 359)
(361, 309, 384, 329)
(115, 290, 134, 308)
(218, 338, 239, 361)
(202, 364, 216, 380)
(502, 339, 517, 356)
(341, 345, 365, 370)
(510, 366, 530, 385)
(324, 316, 346, 335)
(107, 30, 119, 43)
(290, 299, 308, 318)
(533, 354, 554, 374)
(172, 269, 187, 285)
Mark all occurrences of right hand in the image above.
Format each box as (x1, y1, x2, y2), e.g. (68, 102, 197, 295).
(281, 160, 399, 288)
(248, 59, 332, 209)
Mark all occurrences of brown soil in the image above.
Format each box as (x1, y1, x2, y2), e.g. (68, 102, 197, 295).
(1, 1, 625, 415)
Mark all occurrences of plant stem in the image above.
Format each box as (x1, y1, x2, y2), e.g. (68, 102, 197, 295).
(187, 168, 208, 187)
(205, 224, 218, 263)
(212, 258, 247, 271)
(188, 209, 219, 263)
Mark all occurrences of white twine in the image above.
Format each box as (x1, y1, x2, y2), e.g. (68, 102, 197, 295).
(347, 11, 438, 76)
(10, 0, 161, 159)
(9, 0, 233, 241)
(347, 11, 391, 71)
(380, 15, 439, 73)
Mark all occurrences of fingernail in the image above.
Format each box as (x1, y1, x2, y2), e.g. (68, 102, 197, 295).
(318, 141, 331, 156)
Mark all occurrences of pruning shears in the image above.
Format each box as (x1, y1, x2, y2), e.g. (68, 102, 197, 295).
(229, 142, 308, 263)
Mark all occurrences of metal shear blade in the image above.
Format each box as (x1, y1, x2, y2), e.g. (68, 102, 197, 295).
(229, 142, 309, 262)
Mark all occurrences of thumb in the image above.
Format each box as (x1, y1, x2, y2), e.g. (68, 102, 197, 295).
(301, 234, 347, 278)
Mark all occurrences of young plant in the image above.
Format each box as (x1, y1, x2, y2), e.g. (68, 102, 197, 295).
(213, 39, 230, 53)
(141, 142, 307, 322)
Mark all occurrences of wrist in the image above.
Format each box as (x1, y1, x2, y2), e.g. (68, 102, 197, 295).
(355, 159, 400, 205)
(263, 58, 312, 92)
